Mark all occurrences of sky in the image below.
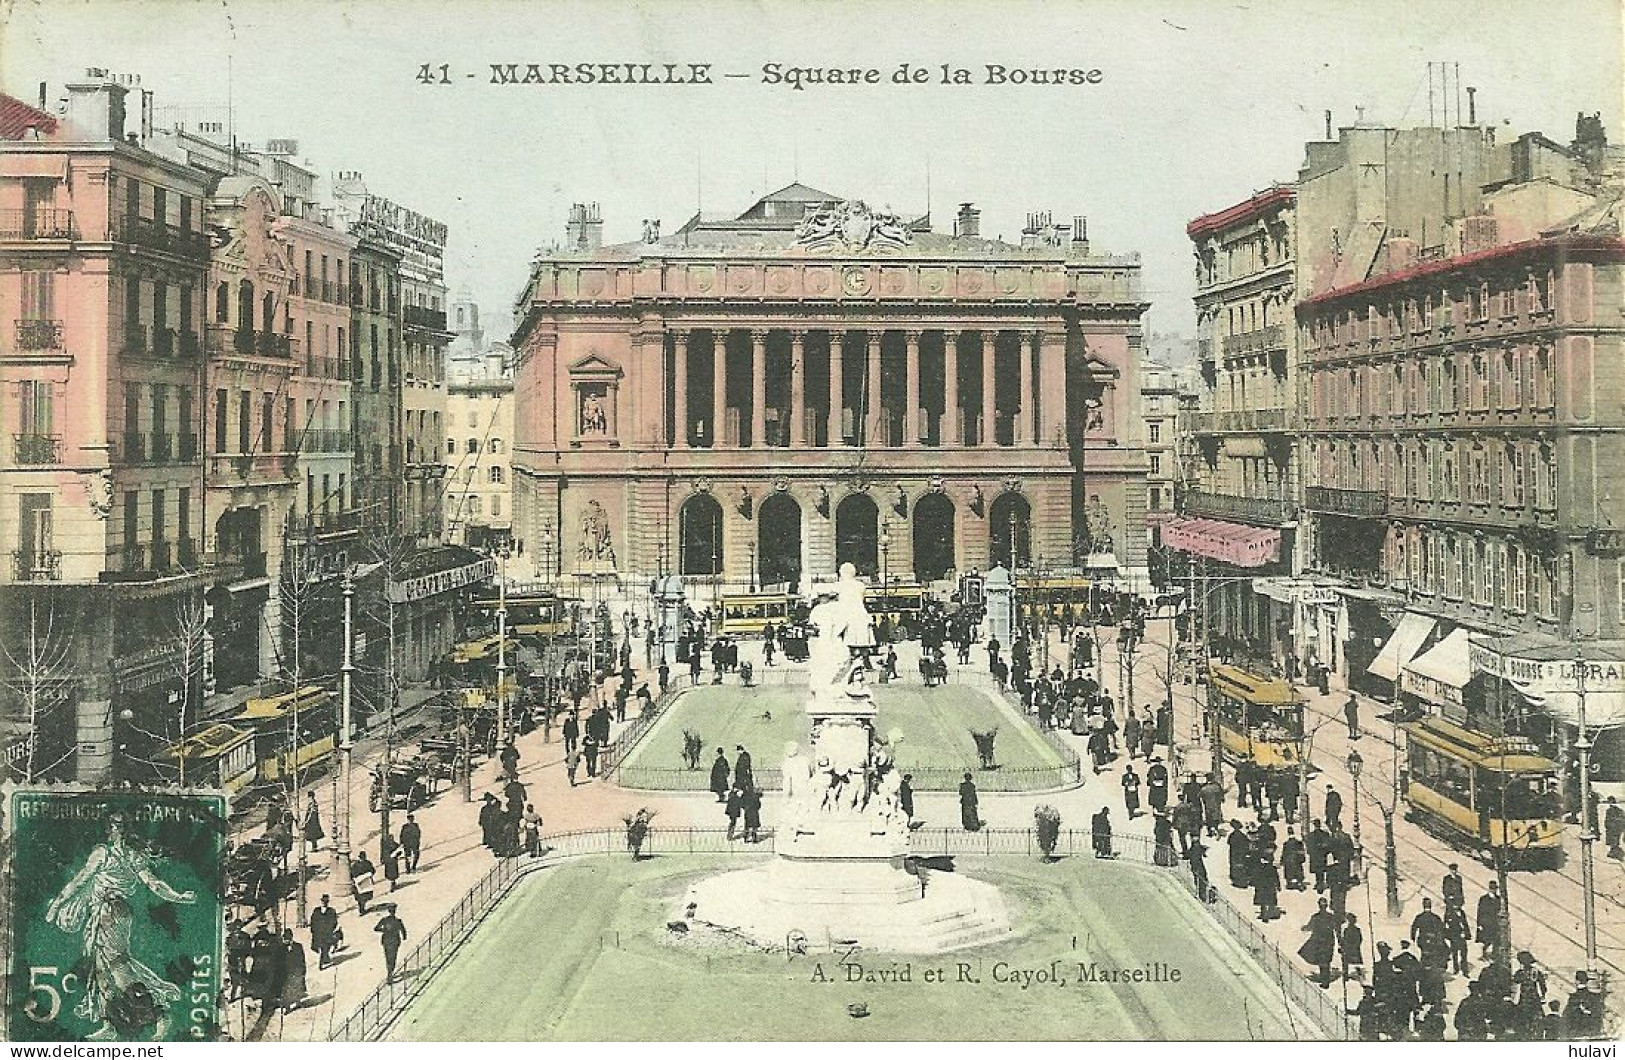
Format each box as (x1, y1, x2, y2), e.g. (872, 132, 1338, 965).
(3, 0, 1620, 339)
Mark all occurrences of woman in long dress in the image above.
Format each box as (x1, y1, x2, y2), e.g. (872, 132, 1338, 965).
(959, 773, 981, 831)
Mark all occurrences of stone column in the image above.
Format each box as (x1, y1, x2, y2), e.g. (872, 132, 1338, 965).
(863, 331, 880, 446)
(980, 329, 996, 447)
(904, 329, 922, 447)
(1020, 330, 1036, 445)
(672, 330, 688, 449)
(828, 332, 844, 446)
(790, 329, 807, 446)
(943, 330, 960, 446)
(711, 329, 728, 448)
(750, 328, 768, 448)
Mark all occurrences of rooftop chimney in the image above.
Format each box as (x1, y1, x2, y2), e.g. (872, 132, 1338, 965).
(1324, 110, 1332, 140)
(1071, 215, 1090, 254)
(566, 202, 604, 251)
(954, 202, 980, 238)
(1466, 87, 1477, 126)
(63, 69, 127, 143)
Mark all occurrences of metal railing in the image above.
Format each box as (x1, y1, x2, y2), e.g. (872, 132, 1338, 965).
(11, 548, 61, 582)
(1189, 408, 1289, 434)
(15, 319, 63, 351)
(1221, 324, 1287, 357)
(0, 208, 77, 240)
(1302, 486, 1388, 519)
(1182, 490, 1297, 525)
(12, 433, 61, 465)
(327, 824, 1350, 1043)
(108, 214, 210, 257)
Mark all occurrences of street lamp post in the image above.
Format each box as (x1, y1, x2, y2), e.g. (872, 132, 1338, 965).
(338, 567, 355, 864)
(496, 537, 510, 745)
(1347, 748, 1365, 882)
(540, 524, 553, 589)
(748, 541, 758, 593)
(1575, 645, 1600, 984)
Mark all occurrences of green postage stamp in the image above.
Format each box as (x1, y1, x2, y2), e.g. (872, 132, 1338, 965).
(7, 790, 226, 1042)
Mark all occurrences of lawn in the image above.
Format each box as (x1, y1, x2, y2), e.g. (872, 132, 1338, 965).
(388, 855, 1310, 1041)
(618, 683, 1068, 790)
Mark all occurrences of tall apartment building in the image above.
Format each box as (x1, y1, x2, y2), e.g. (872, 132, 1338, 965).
(0, 77, 215, 780)
(330, 174, 449, 543)
(444, 302, 514, 551)
(1173, 186, 1302, 664)
(1295, 115, 1624, 791)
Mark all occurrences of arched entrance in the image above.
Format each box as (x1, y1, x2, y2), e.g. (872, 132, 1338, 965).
(757, 493, 802, 590)
(988, 492, 1031, 569)
(835, 492, 879, 577)
(912, 493, 956, 582)
(678, 494, 723, 576)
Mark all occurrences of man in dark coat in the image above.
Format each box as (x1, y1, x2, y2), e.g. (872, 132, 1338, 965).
(400, 813, 423, 873)
(582, 732, 600, 777)
(1253, 853, 1281, 921)
(733, 744, 754, 791)
(898, 774, 915, 821)
(709, 748, 730, 801)
(1410, 897, 1447, 971)
(1091, 806, 1114, 858)
(1120, 764, 1142, 818)
(1298, 897, 1339, 987)
(1227, 821, 1252, 888)
(1340, 913, 1365, 982)
(1324, 786, 1344, 830)
(959, 773, 981, 831)
(309, 894, 339, 969)
(478, 794, 502, 850)
(1605, 796, 1624, 859)
(1146, 757, 1170, 813)
(1123, 709, 1142, 759)
(1442, 863, 1466, 911)
(1186, 836, 1210, 899)
(1476, 880, 1503, 962)
(1200, 775, 1224, 835)
(279, 929, 308, 1012)
(1443, 899, 1471, 976)
(725, 787, 743, 840)
(1306, 818, 1331, 891)
(1282, 828, 1307, 890)
(375, 907, 407, 981)
(742, 787, 763, 843)
(562, 711, 580, 755)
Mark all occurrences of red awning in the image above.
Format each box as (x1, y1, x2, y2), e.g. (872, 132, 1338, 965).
(1162, 517, 1280, 568)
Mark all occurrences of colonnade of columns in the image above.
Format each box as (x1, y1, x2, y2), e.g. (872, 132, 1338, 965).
(665, 327, 1051, 450)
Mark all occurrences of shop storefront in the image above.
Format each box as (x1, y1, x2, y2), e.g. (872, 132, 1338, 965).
(1469, 634, 1625, 801)
(1400, 628, 1477, 722)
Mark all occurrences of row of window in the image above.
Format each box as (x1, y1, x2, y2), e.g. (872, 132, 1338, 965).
(1308, 344, 1558, 421)
(448, 492, 505, 518)
(1304, 268, 1556, 350)
(1312, 437, 1558, 509)
(1383, 527, 1559, 619)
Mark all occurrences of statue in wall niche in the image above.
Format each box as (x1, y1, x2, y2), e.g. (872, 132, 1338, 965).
(1088, 496, 1115, 555)
(581, 392, 608, 434)
(577, 500, 616, 567)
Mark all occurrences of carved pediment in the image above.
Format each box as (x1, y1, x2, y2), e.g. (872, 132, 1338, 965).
(567, 352, 624, 378)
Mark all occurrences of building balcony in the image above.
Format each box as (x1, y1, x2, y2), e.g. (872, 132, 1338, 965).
(322, 280, 337, 303)
(1181, 489, 1297, 525)
(209, 326, 297, 359)
(150, 540, 172, 572)
(108, 215, 210, 258)
(1189, 408, 1289, 434)
(404, 305, 449, 332)
(149, 433, 173, 463)
(297, 429, 352, 454)
(13, 433, 62, 465)
(12, 548, 62, 581)
(15, 319, 64, 351)
(1303, 485, 1389, 518)
(209, 451, 297, 485)
(1220, 324, 1287, 358)
(119, 431, 146, 463)
(0, 208, 77, 241)
(178, 433, 198, 461)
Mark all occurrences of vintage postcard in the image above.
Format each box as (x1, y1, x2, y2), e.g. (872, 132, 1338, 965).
(0, 0, 1621, 1045)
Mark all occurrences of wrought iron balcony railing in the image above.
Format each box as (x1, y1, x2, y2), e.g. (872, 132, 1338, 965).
(1181, 490, 1297, 525)
(12, 548, 62, 581)
(13, 433, 61, 465)
(1303, 486, 1389, 518)
(0, 208, 77, 241)
(15, 319, 63, 351)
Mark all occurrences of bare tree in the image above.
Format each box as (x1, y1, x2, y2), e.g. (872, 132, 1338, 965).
(0, 593, 76, 782)
(167, 591, 211, 783)
(276, 534, 322, 928)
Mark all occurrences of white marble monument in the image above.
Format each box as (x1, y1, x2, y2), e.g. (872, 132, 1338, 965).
(681, 564, 1012, 952)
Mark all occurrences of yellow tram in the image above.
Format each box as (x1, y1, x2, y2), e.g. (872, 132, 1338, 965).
(157, 723, 258, 794)
(229, 685, 338, 783)
(1401, 716, 1564, 860)
(719, 592, 793, 635)
(866, 582, 927, 635)
(1206, 662, 1305, 771)
(474, 592, 578, 640)
(1017, 575, 1093, 622)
